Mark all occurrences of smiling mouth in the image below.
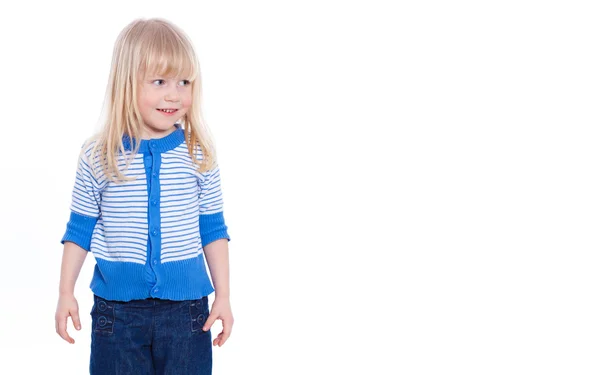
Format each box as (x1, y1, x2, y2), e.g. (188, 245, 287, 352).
(157, 109, 178, 113)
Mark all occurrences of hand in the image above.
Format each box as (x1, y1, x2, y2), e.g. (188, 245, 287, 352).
(55, 294, 81, 344)
(202, 296, 234, 347)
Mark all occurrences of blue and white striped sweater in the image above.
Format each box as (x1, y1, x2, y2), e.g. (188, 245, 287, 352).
(61, 125, 230, 301)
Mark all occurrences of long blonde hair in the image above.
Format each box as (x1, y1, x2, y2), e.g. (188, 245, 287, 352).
(86, 18, 216, 183)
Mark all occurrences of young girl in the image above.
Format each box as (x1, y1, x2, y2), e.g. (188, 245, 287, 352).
(54, 18, 233, 374)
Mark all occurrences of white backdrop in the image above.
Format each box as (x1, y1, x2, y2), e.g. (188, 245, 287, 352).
(0, 0, 598, 374)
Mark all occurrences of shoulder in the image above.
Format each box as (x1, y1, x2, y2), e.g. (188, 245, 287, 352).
(190, 142, 205, 161)
(192, 142, 221, 172)
(188, 140, 218, 170)
(81, 139, 97, 158)
(78, 132, 102, 158)
(75, 136, 107, 182)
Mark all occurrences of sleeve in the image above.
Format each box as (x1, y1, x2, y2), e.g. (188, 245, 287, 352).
(198, 163, 231, 246)
(60, 147, 101, 251)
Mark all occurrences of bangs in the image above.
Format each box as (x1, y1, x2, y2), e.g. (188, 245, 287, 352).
(137, 23, 198, 81)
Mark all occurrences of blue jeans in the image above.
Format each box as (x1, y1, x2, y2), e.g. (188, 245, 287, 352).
(89, 294, 212, 374)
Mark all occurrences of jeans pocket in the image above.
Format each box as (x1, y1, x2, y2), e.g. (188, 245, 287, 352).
(91, 295, 116, 335)
(189, 296, 209, 333)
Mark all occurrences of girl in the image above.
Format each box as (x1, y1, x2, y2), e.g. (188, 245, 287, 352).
(54, 18, 233, 375)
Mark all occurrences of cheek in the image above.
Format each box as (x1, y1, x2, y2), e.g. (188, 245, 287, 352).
(181, 94, 192, 109)
(139, 95, 155, 111)
(137, 88, 158, 110)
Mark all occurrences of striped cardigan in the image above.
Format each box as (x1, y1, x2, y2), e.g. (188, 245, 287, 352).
(61, 124, 230, 301)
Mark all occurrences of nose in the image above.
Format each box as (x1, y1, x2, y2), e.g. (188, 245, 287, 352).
(165, 85, 181, 102)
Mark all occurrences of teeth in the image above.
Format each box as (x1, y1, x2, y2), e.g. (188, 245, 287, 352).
(159, 109, 177, 113)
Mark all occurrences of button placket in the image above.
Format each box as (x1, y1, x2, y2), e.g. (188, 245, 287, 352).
(146, 147, 162, 298)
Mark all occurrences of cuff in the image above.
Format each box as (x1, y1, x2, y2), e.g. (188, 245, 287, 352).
(200, 212, 231, 246)
(61, 211, 98, 251)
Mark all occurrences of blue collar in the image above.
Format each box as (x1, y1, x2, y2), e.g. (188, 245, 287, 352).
(122, 124, 185, 154)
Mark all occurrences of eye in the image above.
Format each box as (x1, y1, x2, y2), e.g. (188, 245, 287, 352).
(152, 79, 165, 86)
(179, 80, 191, 86)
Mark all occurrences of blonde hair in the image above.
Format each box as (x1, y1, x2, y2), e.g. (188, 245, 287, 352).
(86, 18, 216, 183)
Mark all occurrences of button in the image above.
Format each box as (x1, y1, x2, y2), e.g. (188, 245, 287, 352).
(150, 143, 156, 148)
(98, 316, 107, 326)
(153, 260, 158, 265)
(98, 301, 107, 311)
(154, 288, 159, 293)
(152, 229, 158, 236)
(152, 200, 158, 206)
(152, 172, 157, 177)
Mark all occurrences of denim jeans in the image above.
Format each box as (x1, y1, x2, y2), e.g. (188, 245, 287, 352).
(89, 294, 212, 374)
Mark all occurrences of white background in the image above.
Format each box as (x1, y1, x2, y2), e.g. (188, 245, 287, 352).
(0, 0, 598, 374)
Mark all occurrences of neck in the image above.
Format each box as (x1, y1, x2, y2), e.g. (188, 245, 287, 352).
(140, 124, 178, 140)
(122, 124, 184, 154)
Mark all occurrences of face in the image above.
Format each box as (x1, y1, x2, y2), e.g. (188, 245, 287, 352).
(137, 74, 193, 139)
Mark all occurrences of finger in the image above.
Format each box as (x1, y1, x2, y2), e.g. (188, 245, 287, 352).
(202, 313, 218, 332)
(57, 315, 74, 344)
(71, 310, 82, 331)
(213, 332, 222, 346)
(218, 319, 233, 346)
